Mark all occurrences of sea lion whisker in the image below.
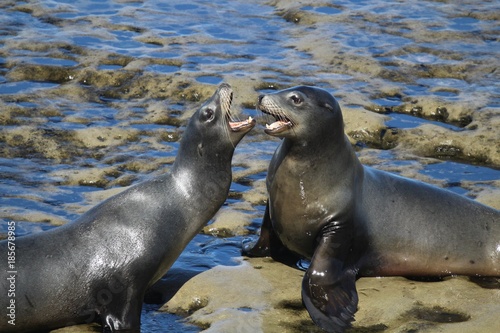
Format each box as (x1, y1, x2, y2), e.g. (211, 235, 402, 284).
(257, 104, 274, 128)
(221, 90, 236, 148)
(223, 87, 255, 147)
(254, 105, 267, 124)
(225, 122, 237, 149)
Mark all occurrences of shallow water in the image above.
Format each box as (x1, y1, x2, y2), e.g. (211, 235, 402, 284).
(1, 0, 499, 332)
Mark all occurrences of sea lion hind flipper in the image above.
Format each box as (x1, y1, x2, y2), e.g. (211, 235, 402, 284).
(100, 289, 143, 333)
(301, 221, 358, 332)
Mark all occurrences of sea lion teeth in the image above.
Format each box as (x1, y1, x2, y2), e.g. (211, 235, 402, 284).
(266, 121, 287, 130)
(229, 115, 257, 132)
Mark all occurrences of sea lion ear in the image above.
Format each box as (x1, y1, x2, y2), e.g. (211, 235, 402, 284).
(322, 103, 335, 112)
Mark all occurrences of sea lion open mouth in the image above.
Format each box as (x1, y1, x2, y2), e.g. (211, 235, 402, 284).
(264, 117, 292, 134)
(229, 116, 255, 132)
(219, 84, 256, 132)
(258, 97, 294, 135)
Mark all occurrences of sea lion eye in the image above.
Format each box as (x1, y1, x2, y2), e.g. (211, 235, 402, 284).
(290, 94, 303, 105)
(204, 108, 215, 121)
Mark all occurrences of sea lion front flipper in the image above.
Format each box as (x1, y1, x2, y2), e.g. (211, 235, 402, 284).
(242, 201, 273, 257)
(243, 201, 300, 266)
(302, 222, 358, 333)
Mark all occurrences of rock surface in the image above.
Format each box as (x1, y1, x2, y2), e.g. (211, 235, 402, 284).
(162, 257, 500, 333)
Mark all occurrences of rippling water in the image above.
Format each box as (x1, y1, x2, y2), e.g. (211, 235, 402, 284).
(1, 0, 499, 331)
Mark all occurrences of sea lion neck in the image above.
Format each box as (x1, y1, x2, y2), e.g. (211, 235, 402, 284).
(170, 129, 233, 206)
(172, 140, 233, 182)
(283, 119, 347, 158)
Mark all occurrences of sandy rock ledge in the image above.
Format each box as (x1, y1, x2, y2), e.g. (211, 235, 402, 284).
(162, 257, 500, 333)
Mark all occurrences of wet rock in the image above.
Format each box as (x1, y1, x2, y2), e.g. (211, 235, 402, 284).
(343, 107, 389, 148)
(7, 63, 76, 84)
(380, 128, 400, 150)
(353, 277, 499, 333)
(106, 174, 136, 188)
(434, 144, 463, 158)
(396, 123, 499, 165)
(0, 208, 68, 226)
(0, 126, 79, 160)
(162, 257, 321, 333)
(72, 127, 140, 149)
(51, 166, 117, 188)
(405, 305, 470, 323)
(144, 101, 184, 127)
(203, 209, 252, 238)
(87, 186, 127, 202)
(463, 180, 500, 210)
(159, 130, 182, 142)
(241, 179, 268, 206)
(162, 258, 500, 333)
(50, 323, 101, 333)
(430, 106, 449, 122)
(279, 8, 304, 24)
(394, 98, 478, 127)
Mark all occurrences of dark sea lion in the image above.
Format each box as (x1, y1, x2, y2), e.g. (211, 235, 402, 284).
(243, 86, 500, 333)
(0, 83, 255, 333)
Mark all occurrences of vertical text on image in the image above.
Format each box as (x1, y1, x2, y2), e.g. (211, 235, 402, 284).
(6, 221, 17, 326)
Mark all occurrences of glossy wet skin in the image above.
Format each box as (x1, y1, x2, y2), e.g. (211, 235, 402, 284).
(0, 83, 255, 333)
(248, 86, 500, 333)
(258, 86, 357, 258)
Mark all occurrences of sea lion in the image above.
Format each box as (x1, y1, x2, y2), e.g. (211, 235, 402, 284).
(243, 86, 500, 333)
(0, 83, 255, 333)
